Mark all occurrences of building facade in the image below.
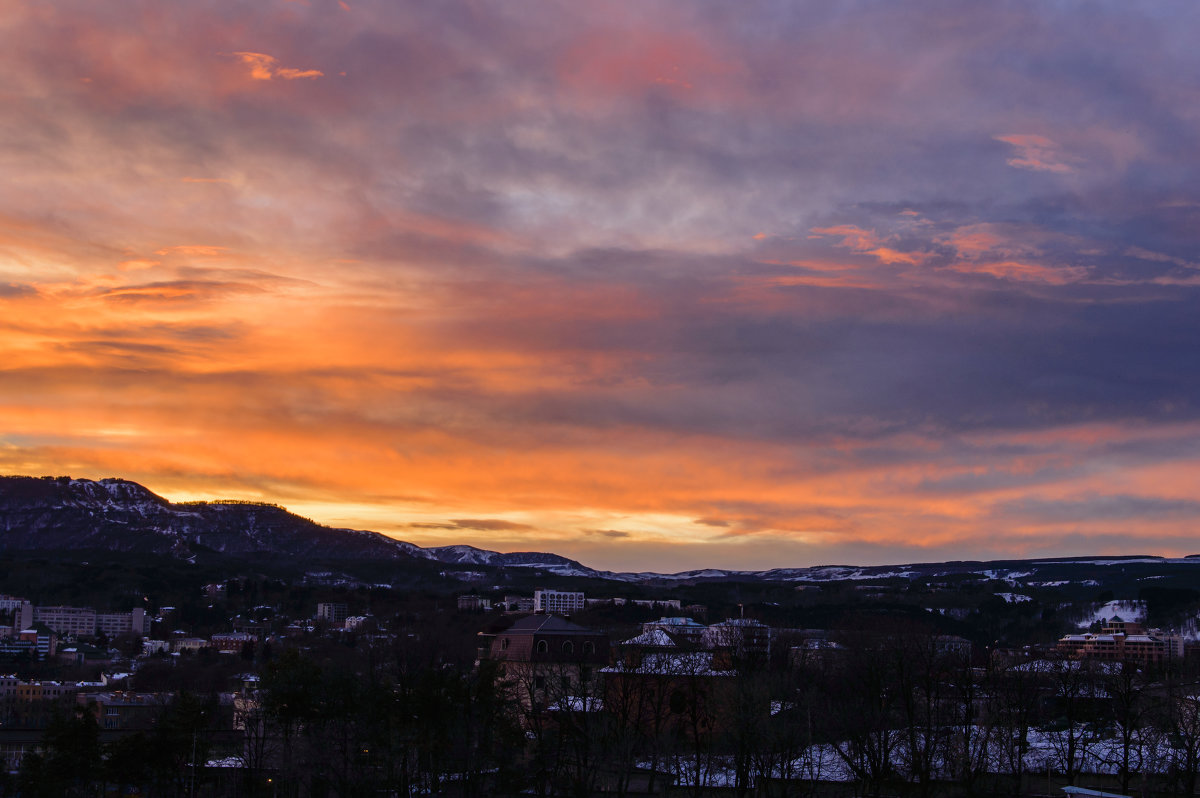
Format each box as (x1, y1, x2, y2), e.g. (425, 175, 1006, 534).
(316, 602, 348, 626)
(1057, 619, 1183, 664)
(533, 589, 585, 615)
(478, 614, 609, 711)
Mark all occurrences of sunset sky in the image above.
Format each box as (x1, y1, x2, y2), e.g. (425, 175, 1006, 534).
(3, 1, 1200, 572)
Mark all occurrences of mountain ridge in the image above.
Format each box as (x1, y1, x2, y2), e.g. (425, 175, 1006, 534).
(2, 475, 1198, 585)
(0, 475, 599, 577)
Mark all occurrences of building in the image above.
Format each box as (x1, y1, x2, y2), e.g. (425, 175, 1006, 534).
(316, 602, 348, 626)
(503, 595, 535, 613)
(458, 595, 492, 612)
(210, 632, 257, 654)
(19, 628, 56, 659)
(632, 598, 682, 611)
(84, 692, 173, 730)
(702, 618, 772, 664)
(31, 606, 95, 637)
(478, 614, 608, 711)
(533, 589, 585, 616)
(142, 639, 170, 655)
(97, 608, 148, 638)
(602, 629, 754, 741)
(642, 617, 708, 647)
(1056, 618, 1183, 664)
(0, 597, 32, 630)
(171, 638, 209, 653)
(31, 606, 147, 638)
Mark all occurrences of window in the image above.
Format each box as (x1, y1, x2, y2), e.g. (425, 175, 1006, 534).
(500, 638, 509, 650)
(583, 641, 595, 655)
(562, 641, 574, 655)
(670, 688, 687, 715)
(536, 639, 548, 654)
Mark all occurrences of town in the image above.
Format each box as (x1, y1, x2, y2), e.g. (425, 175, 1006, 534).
(2, 571, 1200, 797)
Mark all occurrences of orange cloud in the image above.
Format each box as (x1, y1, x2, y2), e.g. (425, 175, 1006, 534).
(154, 245, 228, 257)
(810, 224, 880, 252)
(232, 52, 324, 81)
(810, 225, 927, 267)
(995, 134, 1074, 173)
(949, 259, 1087, 285)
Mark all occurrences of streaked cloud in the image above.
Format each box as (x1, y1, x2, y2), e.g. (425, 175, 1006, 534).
(232, 52, 324, 81)
(1, 1, 1199, 570)
(995, 134, 1075, 174)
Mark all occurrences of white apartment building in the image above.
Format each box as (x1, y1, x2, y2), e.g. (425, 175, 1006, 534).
(33, 607, 97, 637)
(533, 589, 585, 616)
(33, 606, 147, 638)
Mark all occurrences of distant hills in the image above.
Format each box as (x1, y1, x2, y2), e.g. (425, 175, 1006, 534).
(2, 475, 1199, 587)
(0, 475, 587, 576)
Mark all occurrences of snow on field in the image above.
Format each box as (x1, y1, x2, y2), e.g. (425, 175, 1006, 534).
(1076, 599, 1146, 629)
(997, 593, 1033, 603)
(641, 725, 1181, 789)
(981, 569, 1033, 584)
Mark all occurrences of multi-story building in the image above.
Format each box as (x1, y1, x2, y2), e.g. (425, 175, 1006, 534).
(16, 681, 74, 702)
(703, 618, 772, 664)
(32, 606, 147, 638)
(19, 628, 56, 659)
(84, 692, 173, 730)
(171, 638, 209, 653)
(97, 608, 148, 638)
(503, 595, 535, 613)
(602, 628, 756, 742)
(533, 589, 585, 616)
(458, 595, 492, 612)
(477, 614, 609, 711)
(0, 676, 76, 702)
(210, 632, 257, 654)
(632, 598, 682, 611)
(316, 602, 348, 626)
(32, 606, 95, 637)
(1057, 618, 1183, 664)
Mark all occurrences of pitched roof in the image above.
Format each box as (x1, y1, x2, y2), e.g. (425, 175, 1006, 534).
(622, 629, 678, 648)
(504, 614, 594, 635)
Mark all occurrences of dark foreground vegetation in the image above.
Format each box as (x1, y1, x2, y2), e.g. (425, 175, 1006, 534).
(3, 549, 1200, 796)
(3, 619, 1200, 797)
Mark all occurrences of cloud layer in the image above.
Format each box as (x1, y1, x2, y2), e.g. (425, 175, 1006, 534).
(2, 1, 1200, 570)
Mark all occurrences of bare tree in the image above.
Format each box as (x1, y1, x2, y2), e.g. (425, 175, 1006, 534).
(1043, 656, 1103, 785)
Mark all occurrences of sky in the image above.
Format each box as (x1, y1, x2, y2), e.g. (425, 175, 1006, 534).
(2, 1, 1200, 572)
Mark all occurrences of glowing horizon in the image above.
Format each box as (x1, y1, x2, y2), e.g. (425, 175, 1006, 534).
(3, 2, 1200, 572)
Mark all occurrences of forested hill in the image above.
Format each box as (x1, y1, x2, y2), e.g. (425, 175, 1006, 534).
(0, 475, 423, 563)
